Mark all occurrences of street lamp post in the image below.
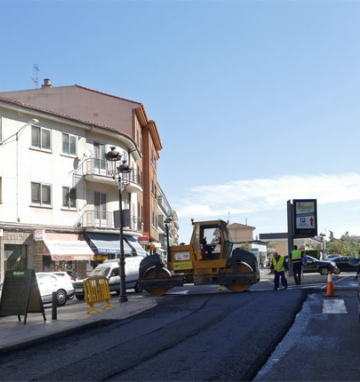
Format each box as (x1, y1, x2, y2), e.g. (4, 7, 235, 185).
(320, 233, 326, 260)
(164, 217, 172, 263)
(106, 146, 132, 303)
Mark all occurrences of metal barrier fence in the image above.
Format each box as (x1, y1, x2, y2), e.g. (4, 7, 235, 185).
(83, 277, 115, 314)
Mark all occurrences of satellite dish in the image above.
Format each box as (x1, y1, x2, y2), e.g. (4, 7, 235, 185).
(85, 149, 93, 157)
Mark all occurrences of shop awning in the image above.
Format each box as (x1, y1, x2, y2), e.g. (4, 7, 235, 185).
(44, 233, 94, 261)
(85, 233, 133, 255)
(125, 236, 147, 257)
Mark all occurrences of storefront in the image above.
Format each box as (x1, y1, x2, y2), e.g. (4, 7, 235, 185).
(40, 232, 94, 278)
(85, 233, 147, 267)
(85, 232, 134, 267)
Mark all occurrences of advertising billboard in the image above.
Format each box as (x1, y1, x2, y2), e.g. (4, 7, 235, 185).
(293, 199, 318, 238)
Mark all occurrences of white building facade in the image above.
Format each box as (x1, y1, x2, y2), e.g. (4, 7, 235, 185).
(0, 97, 144, 280)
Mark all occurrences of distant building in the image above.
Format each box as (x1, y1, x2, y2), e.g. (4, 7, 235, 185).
(259, 233, 320, 256)
(228, 223, 267, 266)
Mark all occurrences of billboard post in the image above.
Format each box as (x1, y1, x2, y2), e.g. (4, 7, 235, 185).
(287, 200, 294, 276)
(287, 199, 318, 277)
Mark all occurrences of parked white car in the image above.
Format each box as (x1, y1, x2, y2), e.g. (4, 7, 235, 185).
(52, 271, 73, 280)
(72, 257, 143, 300)
(36, 272, 75, 306)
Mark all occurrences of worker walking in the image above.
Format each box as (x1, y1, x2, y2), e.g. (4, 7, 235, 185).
(271, 252, 288, 291)
(291, 245, 303, 285)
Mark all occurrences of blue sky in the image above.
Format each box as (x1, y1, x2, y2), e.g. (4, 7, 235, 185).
(1, 1, 360, 243)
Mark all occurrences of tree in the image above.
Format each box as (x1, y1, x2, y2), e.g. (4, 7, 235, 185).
(327, 236, 360, 257)
(327, 240, 346, 256)
(240, 242, 251, 251)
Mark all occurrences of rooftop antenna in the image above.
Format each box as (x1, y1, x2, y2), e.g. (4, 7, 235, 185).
(32, 64, 39, 88)
(227, 212, 230, 224)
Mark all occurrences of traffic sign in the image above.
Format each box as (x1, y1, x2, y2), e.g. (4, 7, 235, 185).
(139, 232, 149, 245)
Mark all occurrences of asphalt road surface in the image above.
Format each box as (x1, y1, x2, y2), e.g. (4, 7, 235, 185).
(0, 271, 359, 382)
(0, 289, 305, 381)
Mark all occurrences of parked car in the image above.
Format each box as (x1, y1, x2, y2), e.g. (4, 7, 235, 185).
(329, 256, 357, 274)
(72, 257, 144, 300)
(36, 272, 75, 306)
(53, 271, 72, 280)
(303, 255, 338, 275)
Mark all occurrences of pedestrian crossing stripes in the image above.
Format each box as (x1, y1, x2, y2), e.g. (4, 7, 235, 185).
(322, 299, 347, 314)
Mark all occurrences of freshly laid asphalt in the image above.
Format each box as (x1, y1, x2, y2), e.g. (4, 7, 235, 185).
(0, 269, 353, 356)
(0, 294, 159, 354)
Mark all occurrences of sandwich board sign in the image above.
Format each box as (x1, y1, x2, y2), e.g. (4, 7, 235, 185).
(0, 269, 46, 325)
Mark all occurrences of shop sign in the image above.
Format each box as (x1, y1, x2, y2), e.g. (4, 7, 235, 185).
(34, 230, 45, 241)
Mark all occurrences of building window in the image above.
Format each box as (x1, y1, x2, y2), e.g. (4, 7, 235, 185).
(0, 177, 2, 203)
(31, 182, 51, 205)
(62, 133, 77, 156)
(151, 179, 155, 195)
(151, 210, 158, 227)
(62, 187, 76, 209)
(94, 192, 107, 225)
(150, 148, 154, 165)
(4, 244, 27, 271)
(94, 142, 106, 172)
(31, 126, 51, 150)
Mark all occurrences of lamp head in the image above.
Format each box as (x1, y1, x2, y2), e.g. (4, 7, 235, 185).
(118, 161, 132, 174)
(106, 146, 122, 162)
(29, 119, 39, 124)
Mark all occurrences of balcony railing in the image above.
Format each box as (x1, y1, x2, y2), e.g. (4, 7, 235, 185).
(157, 196, 172, 216)
(76, 158, 142, 191)
(75, 210, 143, 232)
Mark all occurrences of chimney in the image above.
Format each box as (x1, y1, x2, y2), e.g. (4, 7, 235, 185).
(42, 79, 53, 88)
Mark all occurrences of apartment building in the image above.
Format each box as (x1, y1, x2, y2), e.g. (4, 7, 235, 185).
(0, 96, 149, 280)
(0, 80, 178, 247)
(157, 184, 179, 260)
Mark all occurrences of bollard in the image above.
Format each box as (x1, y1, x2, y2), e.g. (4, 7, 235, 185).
(52, 291, 57, 320)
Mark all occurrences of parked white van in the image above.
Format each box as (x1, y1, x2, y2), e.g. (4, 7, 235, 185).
(72, 257, 143, 300)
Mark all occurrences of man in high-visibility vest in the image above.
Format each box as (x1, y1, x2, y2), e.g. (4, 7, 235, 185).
(271, 252, 288, 291)
(291, 245, 303, 285)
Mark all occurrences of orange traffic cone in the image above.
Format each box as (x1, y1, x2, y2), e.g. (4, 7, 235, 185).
(326, 271, 334, 296)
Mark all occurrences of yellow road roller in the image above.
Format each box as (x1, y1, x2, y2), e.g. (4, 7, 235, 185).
(138, 219, 260, 296)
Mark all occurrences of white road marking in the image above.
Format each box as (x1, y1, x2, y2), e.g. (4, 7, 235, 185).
(167, 290, 190, 295)
(322, 299, 347, 314)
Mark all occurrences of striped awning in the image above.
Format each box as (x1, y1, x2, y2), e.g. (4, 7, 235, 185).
(125, 236, 147, 257)
(43, 233, 94, 261)
(85, 233, 133, 255)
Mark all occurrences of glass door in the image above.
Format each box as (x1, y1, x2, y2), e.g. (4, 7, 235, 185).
(93, 142, 106, 175)
(94, 192, 107, 226)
